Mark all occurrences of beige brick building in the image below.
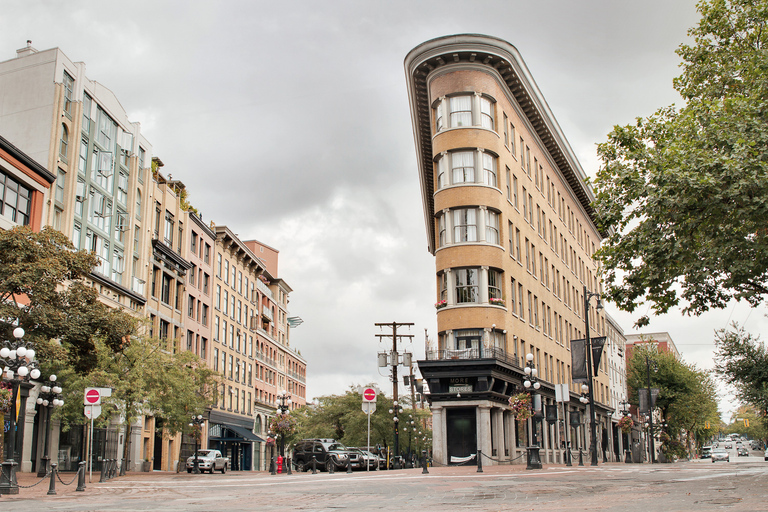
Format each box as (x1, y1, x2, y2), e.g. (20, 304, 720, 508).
(406, 34, 613, 466)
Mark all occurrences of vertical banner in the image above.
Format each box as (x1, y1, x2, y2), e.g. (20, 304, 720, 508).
(571, 338, 587, 383)
(591, 337, 607, 375)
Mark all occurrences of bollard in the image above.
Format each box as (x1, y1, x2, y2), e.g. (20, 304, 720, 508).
(477, 449, 483, 473)
(625, 450, 632, 464)
(76, 461, 86, 492)
(565, 447, 572, 467)
(119, 457, 126, 477)
(328, 459, 334, 474)
(47, 463, 57, 495)
(311, 456, 317, 474)
(578, 449, 584, 466)
(270, 456, 276, 475)
(347, 458, 352, 474)
(422, 450, 429, 474)
(286, 457, 292, 475)
(99, 459, 107, 483)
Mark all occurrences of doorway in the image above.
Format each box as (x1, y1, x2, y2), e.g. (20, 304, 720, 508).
(446, 408, 477, 465)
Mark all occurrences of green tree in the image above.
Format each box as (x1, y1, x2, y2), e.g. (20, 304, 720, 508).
(627, 346, 720, 456)
(592, 0, 768, 325)
(715, 323, 768, 427)
(0, 226, 135, 373)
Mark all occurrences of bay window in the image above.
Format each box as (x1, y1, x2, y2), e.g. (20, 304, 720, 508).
(433, 93, 496, 133)
(451, 151, 474, 184)
(485, 210, 499, 244)
(455, 268, 479, 303)
(453, 208, 477, 242)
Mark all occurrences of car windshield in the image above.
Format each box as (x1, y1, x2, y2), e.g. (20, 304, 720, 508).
(713, 449, 726, 453)
(197, 450, 212, 456)
(328, 443, 348, 451)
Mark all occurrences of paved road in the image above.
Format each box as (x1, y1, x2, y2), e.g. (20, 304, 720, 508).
(3, 457, 768, 511)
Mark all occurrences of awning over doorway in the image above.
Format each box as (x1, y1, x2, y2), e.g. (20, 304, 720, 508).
(210, 424, 264, 443)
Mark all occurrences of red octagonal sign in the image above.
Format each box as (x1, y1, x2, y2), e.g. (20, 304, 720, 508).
(85, 388, 101, 405)
(362, 388, 377, 402)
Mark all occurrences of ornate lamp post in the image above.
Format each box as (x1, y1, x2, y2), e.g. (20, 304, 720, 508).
(619, 399, 632, 463)
(189, 414, 206, 474)
(388, 400, 402, 469)
(583, 286, 603, 466)
(275, 390, 292, 460)
(523, 353, 542, 470)
(0, 326, 41, 495)
(35, 375, 63, 477)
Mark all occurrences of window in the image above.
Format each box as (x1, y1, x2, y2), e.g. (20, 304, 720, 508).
(96, 107, 117, 150)
(454, 329, 482, 350)
(55, 170, 65, 203)
(453, 208, 477, 242)
(224, 260, 229, 284)
(482, 152, 496, 187)
(512, 174, 519, 209)
(451, 151, 474, 184)
(82, 93, 92, 133)
(449, 96, 472, 127)
(455, 268, 479, 303)
(135, 189, 142, 220)
(117, 172, 128, 206)
(59, 124, 69, 161)
(161, 274, 172, 304)
(63, 72, 74, 115)
(438, 214, 446, 247)
(485, 210, 499, 244)
(480, 97, 494, 129)
(510, 278, 517, 315)
(438, 272, 447, 302)
(503, 113, 509, 146)
(164, 212, 174, 246)
(488, 269, 502, 300)
(191, 232, 198, 255)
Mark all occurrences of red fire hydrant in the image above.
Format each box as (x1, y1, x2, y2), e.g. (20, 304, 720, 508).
(277, 455, 283, 474)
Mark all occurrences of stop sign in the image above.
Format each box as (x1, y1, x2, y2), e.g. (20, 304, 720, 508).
(362, 388, 377, 402)
(84, 388, 101, 405)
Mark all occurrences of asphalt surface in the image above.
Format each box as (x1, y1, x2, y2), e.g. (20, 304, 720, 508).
(3, 453, 768, 511)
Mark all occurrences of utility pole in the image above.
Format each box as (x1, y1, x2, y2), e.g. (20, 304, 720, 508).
(376, 322, 413, 468)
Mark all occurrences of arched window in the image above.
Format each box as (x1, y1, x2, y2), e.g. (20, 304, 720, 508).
(59, 124, 69, 160)
(135, 189, 142, 219)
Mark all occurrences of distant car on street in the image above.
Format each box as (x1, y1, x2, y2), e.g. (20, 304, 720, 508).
(737, 447, 749, 457)
(712, 448, 730, 463)
(701, 446, 712, 459)
(725, 443, 733, 449)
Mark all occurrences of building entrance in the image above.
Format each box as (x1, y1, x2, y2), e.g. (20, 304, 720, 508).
(446, 408, 477, 465)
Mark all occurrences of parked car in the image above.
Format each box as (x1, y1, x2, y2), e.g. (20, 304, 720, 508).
(701, 446, 712, 459)
(186, 449, 230, 473)
(737, 447, 749, 457)
(349, 448, 380, 470)
(292, 439, 363, 472)
(711, 448, 730, 463)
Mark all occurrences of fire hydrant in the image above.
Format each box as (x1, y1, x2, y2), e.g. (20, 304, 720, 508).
(277, 455, 283, 474)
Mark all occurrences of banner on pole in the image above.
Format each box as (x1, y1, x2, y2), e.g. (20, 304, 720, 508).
(571, 339, 587, 383)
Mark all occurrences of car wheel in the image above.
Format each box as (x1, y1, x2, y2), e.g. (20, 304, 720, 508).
(221, 464, 227, 474)
(325, 460, 334, 472)
(712, 459, 715, 463)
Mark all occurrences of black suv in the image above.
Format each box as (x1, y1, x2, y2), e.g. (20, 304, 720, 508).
(292, 439, 362, 471)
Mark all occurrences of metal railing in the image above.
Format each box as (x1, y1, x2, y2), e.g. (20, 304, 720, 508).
(425, 347, 521, 367)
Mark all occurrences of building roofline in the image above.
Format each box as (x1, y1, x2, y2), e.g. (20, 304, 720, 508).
(213, 225, 266, 274)
(404, 34, 605, 254)
(0, 134, 55, 184)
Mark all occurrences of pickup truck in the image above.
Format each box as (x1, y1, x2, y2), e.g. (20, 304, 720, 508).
(186, 449, 230, 473)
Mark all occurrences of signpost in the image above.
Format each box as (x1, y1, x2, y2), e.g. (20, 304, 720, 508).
(362, 388, 377, 470)
(84, 387, 112, 482)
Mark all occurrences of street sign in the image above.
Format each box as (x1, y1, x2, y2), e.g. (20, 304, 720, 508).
(555, 383, 569, 403)
(84, 388, 101, 405)
(362, 402, 376, 415)
(84, 404, 102, 419)
(362, 387, 377, 402)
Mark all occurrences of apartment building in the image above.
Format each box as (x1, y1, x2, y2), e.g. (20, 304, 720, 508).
(405, 35, 612, 466)
(0, 134, 54, 232)
(605, 313, 628, 460)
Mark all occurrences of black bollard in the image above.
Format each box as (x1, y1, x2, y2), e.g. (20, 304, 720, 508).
(311, 456, 317, 474)
(99, 459, 107, 482)
(119, 457, 126, 476)
(566, 447, 572, 467)
(422, 450, 429, 474)
(47, 463, 57, 495)
(477, 449, 483, 473)
(346, 459, 352, 473)
(76, 461, 86, 492)
(286, 457, 292, 475)
(625, 450, 632, 463)
(270, 456, 276, 475)
(328, 459, 334, 474)
(578, 449, 584, 466)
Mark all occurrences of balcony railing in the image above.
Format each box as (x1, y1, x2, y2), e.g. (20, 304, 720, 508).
(425, 347, 522, 368)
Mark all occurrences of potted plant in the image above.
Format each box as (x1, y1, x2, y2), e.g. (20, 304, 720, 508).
(489, 297, 505, 307)
(434, 300, 447, 310)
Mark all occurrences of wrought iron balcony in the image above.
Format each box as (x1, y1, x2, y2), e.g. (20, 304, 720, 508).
(425, 346, 522, 368)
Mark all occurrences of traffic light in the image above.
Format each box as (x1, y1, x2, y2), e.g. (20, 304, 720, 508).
(744, 419, 749, 427)
(705, 421, 710, 429)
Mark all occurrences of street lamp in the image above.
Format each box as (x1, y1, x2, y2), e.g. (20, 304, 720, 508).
(35, 374, 64, 477)
(619, 399, 632, 463)
(189, 414, 206, 474)
(389, 400, 402, 469)
(275, 390, 292, 460)
(583, 286, 603, 466)
(523, 353, 542, 470)
(0, 326, 41, 495)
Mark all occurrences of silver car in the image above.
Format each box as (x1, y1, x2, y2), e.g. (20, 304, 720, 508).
(711, 448, 729, 463)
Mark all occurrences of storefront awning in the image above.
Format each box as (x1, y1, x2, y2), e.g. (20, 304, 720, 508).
(210, 424, 265, 443)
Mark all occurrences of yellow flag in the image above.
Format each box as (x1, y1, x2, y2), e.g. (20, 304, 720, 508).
(15, 387, 21, 421)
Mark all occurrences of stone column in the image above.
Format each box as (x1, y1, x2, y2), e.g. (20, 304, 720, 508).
(432, 406, 446, 466)
(492, 407, 505, 463)
(477, 405, 492, 466)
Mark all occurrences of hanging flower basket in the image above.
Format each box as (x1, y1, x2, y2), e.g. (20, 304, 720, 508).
(435, 300, 447, 310)
(508, 393, 533, 422)
(266, 437, 276, 446)
(618, 415, 633, 434)
(489, 297, 505, 307)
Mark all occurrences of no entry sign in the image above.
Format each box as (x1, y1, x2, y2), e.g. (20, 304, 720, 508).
(84, 388, 101, 405)
(362, 387, 377, 402)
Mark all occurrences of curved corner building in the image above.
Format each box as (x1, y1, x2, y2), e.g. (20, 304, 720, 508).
(405, 35, 612, 466)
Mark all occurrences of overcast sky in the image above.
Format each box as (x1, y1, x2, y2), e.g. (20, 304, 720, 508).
(4, 0, 756, 421)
